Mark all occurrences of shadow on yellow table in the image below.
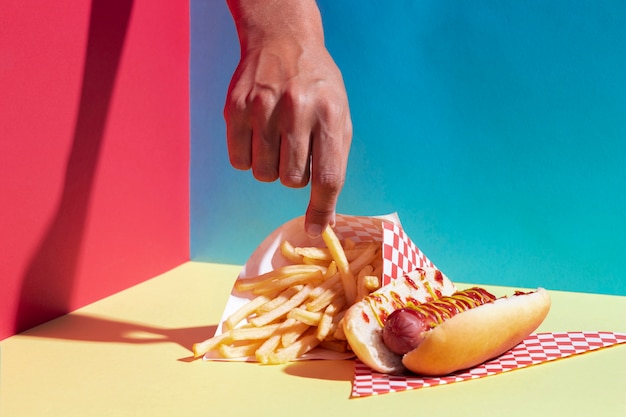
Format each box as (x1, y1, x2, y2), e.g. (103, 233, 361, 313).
(1, 262, 624, 417)
(14, 311, 216, 354)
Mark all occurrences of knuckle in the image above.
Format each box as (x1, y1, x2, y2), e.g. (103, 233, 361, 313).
(228, 148, 251, 170)
(306, 205, 335, 224)
(250, 87, 279, 112)
(313, 169, 343, 192)
(280, 170, 309, 188)
(315, 95, 344, 121)
(253, 166, 279, 183)
(282, 86, 309, 113)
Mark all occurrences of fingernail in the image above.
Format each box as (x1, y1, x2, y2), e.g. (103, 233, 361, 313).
(306, 223, 323, 238)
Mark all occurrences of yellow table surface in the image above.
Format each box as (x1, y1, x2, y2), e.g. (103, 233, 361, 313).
(1, 261, 625, 417)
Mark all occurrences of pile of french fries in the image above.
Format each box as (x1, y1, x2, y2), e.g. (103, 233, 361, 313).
(192, 225, 382, 364)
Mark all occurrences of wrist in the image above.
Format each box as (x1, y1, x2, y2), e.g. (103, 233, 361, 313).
(227, 0, 325, 51)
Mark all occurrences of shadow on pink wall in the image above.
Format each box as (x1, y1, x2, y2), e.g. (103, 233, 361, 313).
(14, 0, 135, 333)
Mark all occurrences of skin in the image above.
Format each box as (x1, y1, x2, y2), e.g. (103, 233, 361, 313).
(225, 0, 353, 237)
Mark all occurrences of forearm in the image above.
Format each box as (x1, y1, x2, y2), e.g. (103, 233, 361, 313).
(226, 0, 325, 50)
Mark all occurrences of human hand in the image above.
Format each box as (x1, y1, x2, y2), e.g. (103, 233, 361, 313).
(224, 0, 352, 237)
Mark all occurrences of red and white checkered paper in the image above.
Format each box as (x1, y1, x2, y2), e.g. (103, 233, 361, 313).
(351, 331, 626, 398)
(334, 214, 437, 287)
(380, 220, 435, 286)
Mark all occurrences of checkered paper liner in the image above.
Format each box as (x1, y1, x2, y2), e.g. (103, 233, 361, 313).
(380, 220, 435, 287)
(351, 331, 626, 398)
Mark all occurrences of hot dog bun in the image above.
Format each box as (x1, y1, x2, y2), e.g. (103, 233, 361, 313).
(343, 267, 457, 374)
(402, 287, 551, 375)
(344, 279, 551, 375)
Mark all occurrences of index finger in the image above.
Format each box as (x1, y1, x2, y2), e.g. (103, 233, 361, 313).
(305, 109, 352, 237)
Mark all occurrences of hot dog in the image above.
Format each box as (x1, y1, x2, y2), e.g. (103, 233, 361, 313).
(382, 287, 497, 355)
(342, 267, 457, 374)
(343, 272, 551, 376)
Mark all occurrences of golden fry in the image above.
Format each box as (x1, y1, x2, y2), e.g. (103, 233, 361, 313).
(363, 275, 380, 292)
(253, 318, 298, 363)
(249, 270, 325, 295)
(295, 246, 331, 261)
(349, 242, 380, 275)
(219, 341, 263, 359)
(287, 308, 323, 326)
(321, 225, 357, 305)
(308, 272, 341, 300)
(224, 294, 274, 330)
(301, 256, 331, 266)
(267, 329, 321, 364)
(249, 284, 314, 327)
(280, 321, 310, 347)
(255, 286, 299, 314)
(234, 264, 325, 292)
(316, 309, 335, 341)
(280, 240, 303, 264)
(356, 264, 374, 301)
(316, 296, 346, 341)
(192, 331, 232, 358)
(230, 323, 281, 341)
(324, 261, 338, 279)
(306, 282, 343, 312)
(255, 333, 282, 364)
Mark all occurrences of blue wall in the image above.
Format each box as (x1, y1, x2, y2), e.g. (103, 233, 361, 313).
(190, 1, 625, 295)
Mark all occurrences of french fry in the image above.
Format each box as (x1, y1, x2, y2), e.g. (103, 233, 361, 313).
(280, 321, 310, 348)
(280, 240, 303, 264)
(234, 264, 325, 292)
(295, 246, 331, 261)
(363, 275, 380, 292)
(316, 297, 345, 341)
(255, 334, 282, 364)
(192, 331, 232, 358)
(255, 286, 300, 314)
(229, 323, 281, 341)
(267, 329, 321, 364)
(349, 242, 380, 274)
(223, 294, 275, 331)
(247, 270, 325, 295)
(306, 282, 343, 312)
(287, 308, 323, 326)
(302, 256, 332, 266)
(249, 284, 314, 327)
(324, 261, 338, 279)
(356, 264, 374, 301)
(219, 341, 263, 359)
(321, 225, 357, 305)
(308, 272, 341, 299)
(255, 318, 300, 364)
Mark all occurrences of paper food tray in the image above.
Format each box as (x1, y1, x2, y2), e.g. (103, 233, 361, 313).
(204, 212, 435, 362)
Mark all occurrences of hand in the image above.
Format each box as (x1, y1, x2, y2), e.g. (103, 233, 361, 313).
(224, 0, 352, 237)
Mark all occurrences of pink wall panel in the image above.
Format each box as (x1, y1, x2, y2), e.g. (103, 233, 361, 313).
(0, 0, 190, 340)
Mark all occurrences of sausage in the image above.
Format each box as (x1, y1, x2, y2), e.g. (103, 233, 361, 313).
(382, 287, 497, 355)
(382, 309, 433, 355)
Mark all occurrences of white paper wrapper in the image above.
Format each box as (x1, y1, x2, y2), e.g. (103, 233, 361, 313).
(205, 212, 434, 362)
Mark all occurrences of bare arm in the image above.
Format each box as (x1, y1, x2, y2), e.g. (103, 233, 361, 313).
(224, 0, 352, 237)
